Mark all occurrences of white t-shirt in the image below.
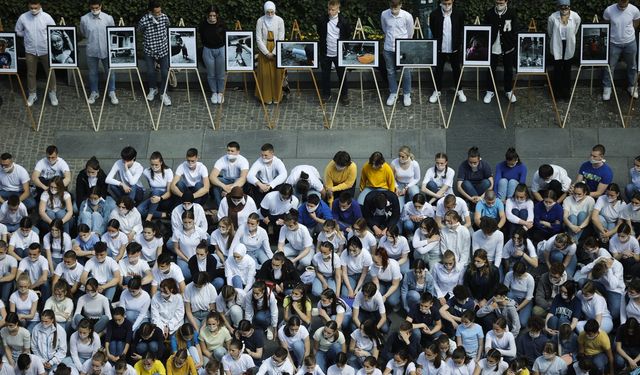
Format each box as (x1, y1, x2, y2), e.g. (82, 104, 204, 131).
(277, 324, 309, 347)
(353, 290, 385, 313)
(593, 196, 626, 223)
(13, 355, 44, 375)
(604, 3, 640, 44)
(562, 195, 595, 217)
(100, 231, 129, 258)
(40, 191, 71, 211)
(9, 290, 39, 320)
(261, 191, 300, 216)
(423, 167, 455, 196)
(83, 256, 120, 284)
(213, 154, 250, 180)
(369, 258, 402, 283)
(502, 239, 537, 260)
(379, 235, 410, 260)
(9, 230, 40, 249)
(0, 164, 30, 192)
(385, 359, 416, 375)
(151, 262, 185, 286)
(472, 230, 504, 267)
(17, 256, 48, 283)
(312, 252, 342, 278)
(119, 258, 151, 279)
(475, 359, 508, 375)
(210, 229, 232, 256)
(184, 282, 218, 312)
(217, 196, 258, 224)
(350, 329, 377, 352)
(221, 353, 255, 375)
(326, 17, 340, 57)
(105, 160, 143, 187)
(43, 232, 72, 259)
(33, 157, 70, 181)
(340, 249, 373, 276)
(142, 167, 174, 190)
(435, 196, 470, 222)
(0, 255, 17, 277)
(279, 225, 313, 250)
(346, 231, 378, 253)
(174, 161, 209, 187)
(172, 227, 209, 259)
(578, 292, 612, 320)
(0, 201, 28, 225)
(286, 165, 324, 193)
(53, 262, 84, 286)
(134, 233, 164, 262)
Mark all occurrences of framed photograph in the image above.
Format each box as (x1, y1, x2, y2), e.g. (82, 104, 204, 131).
(581, 24, 609, 65)
(395, 39, 437, 67)
(107, 27, 136, 68)
(226, 31, 254, 71)
(48, 26, 77, 68)
(463, 25, 491, 66)
(276, 41, 318, 69)
(517, 33, 546, 73)
(338, 40, 379, 68)
(169, 27, 197, 68)
(0, 32, 18, 73)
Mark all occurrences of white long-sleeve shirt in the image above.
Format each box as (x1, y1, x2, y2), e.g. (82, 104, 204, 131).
(244, 290, 278, 328)
(530, 164, 571, 193)
(74, 294, 112, 320)
(472, 230, 504, 268)
(401, 201, 435, 222)
(247, 156, 287, 188)
(170, 203, 207, 234)
(380, 8, 414, 52)
(118, 289, 151, 331)
(217, 196, 258, 224)
(30, 323, 67, 367)
(621, 293, 640, 324)
(69, 331, 100, 370)
(105, 160, 143, 188)
(151, 292, 185, 335)
(412, 230, 440, 256)
(286, 165, 323, 192)
(505, 198, 534, 224)
(224, 256, 256, 293)
(15, 11, 55, 56)
(108, 208, 142, 236)
(484, 330, 517, 358)
(231, 225, 273, 259)
(575, 257, 625, 294)
(432, 263, 464, 298)
(440, 226, 471, 267)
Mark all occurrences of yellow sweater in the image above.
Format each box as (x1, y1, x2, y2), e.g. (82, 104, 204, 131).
(135, 359, 166, 375)
(324, 161, 358, 192)
(359, 163, 395, 192)
(166, 355, 197, 375)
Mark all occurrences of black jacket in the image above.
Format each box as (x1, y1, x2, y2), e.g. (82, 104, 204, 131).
(188, 253, 219, 283)
(484, 5, 518, 54)
(316, 13, 352, 57)
(75, 168, 108, 204)
(429, 7, 466, 53)
(362, 190, 400, 229)
(256, 258, 301, 291)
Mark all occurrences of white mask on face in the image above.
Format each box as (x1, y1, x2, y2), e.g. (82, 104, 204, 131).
(151, 165, 161, 172)
(227, 155, 237, 162)
(183, 203, 193, 210)
(118, 208, 127, 216)
(31, 9, 41, 16)
(307, 205, 317, 213)
(495, 4, 507, 12)
(91, 10, 101, 16)
(591, 158, 605, 165)
(90, 198, 100, 205)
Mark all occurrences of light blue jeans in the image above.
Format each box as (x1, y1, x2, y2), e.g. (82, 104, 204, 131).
(86, 56, 115, 94)
(568, 212, 588, 242)
(312, 277, 337, 297)
(603, 40, 638, 89)
(497, 178, 519, 200)
(144, 54, 169, 91)
(550, 250, 577, 278)
(397, 183, 420, 208)
(45, 209, 71, 233)
(78, 211, 105, 234)
(383, 49, 411, 95)
(316, 342, 343, 373)
(203, 46, 226, 93)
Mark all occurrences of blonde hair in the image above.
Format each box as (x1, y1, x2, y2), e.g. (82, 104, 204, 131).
(398, 146, 415, 160)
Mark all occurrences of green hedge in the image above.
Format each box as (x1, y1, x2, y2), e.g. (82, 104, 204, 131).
(0, 0, 620, 38)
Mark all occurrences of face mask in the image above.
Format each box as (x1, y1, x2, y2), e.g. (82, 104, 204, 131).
(227, 156, 237, 162)
(516, 198, 526, 203)
(118, 208, 127, 216)
(88, 291, 98, 298)
(91, 10, 100, 16)
(474, 261, 484, 268)
(543, 354, 555, 360)
(544, 202, 555, 209)
(420, 229, 429, 236)
(590, 158, 605, 165)
(31, 9, 41, 15)
(495, 4, 507, 12)
(633, 204, 640, 211)
(151, 165, 161, 172)
(79, 332, 89, 339)
(183, 203, 193, 210)
(447, 223, 459, 231)
(162, 269, 171, 275)
(42, 322, 53, 329)
(161, 292, 171, 300)
(307, 205, 317, 213)
(90, 199, 100, 205)
(583, 295, 594, 302)
(291, 295, 301, 301)
(340, 206, 349, 212)
(574, 195, 584, 203)
(231, 198, 243, 205)
(635, 166, 640, 173)
(322, 255, 331, 261)
(110, 232, 119, 238)
(560, 8, 570, 15)
(184, 223, 194, 231)
(529, 331, 540, 338)
(262, 157, 273, 163)
(441, 4, 452, 12)
(607, 197, 617, 203)
(50, 188, 58, 195)
(561, 293, 569, 299)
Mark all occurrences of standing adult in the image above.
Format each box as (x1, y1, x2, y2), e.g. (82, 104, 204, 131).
(602, 0, 640, 101)
(138, 0, 172, 106)
(429, 0, 467, 104)
(255, 1, 285, 105)
(483, 0, 518, 104)
(381, 0, 414, 107)
(317, 0, 352, 105)
(547, 0, 581, 100)
(200, 5, 227, 104)
(15, 0, 57, 107)
(80, 0, 118, 105)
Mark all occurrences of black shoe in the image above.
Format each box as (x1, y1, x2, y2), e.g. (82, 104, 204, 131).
(340, 96, 350, 106)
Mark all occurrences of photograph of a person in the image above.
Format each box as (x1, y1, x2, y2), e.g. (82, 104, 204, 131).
(338, 40, 379, 68)
(581, 24, 609, 65)
(48, 26, 77, 68)
(226, 31, 254, 71)
(107, 27, 136, 68)
(395, 39, 437, 67)
(463, 26, 491, 66)
(0, 33, 17, 73)
(276, 41, 318, 69)
(517, 33, 546, 73)
(169, 27, 197, 68)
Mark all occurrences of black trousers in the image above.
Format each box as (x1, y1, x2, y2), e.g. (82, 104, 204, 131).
(320, 55, 348, 98)
(434, 51, 462, 91)
(487, 51, 515, 93)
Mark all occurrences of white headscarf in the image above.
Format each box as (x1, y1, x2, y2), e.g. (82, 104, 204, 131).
(263, 1, 276, 29)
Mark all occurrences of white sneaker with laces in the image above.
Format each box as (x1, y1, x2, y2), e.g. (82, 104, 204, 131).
(211, 93, 218, 104)
(48, 91, 58, 106)
(628, 87, 639, 99)
(27, 93, 37, 107)
(87, 91, 99, 105)
(603, 87, 612, 101)
(403, 93, 411, 107)
(218, 93, 224, 104)
(429, 91, 440, 104)
(109, 91, 119, 105)
(506, 91, 517, 103)
(386, 93, 397, 106)
(483, 91, 495, 104)
(162, 94, 172, 106)
(147, 88, 158, 101)
(457, 90, 467, 103)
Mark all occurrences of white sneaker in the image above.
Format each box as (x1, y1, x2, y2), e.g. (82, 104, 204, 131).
(386, 93, 397, 106)
(628, 87, 639, 99)
(48, 91, 58, 106)
(147, 88, 158, 101)
(217, 93, 224, 104)
(483, 91, 495, 104)
(266, 329, 274, 340)
(87, 91, 99, 105)
(109, 91, 119, 105)
(506, 91, 517, 103)
(211, 93, 219, 104)
(457, 90, 467, 103)
(603, 87, 612, 101)
(162, 94, 172, 106)
(429, 90, 440, 104)
(403, 93, 411, 107)
(27, 93, 37, 107)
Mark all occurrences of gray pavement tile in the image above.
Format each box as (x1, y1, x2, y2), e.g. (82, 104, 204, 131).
(148, 130, 206, 159)
(597, 128, 640, 157)
(55, 131, 149, 159)
(515, 128, 572, 158)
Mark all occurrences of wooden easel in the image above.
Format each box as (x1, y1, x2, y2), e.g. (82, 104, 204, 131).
(413, 17, 425, 104)
(38, 67, 96, 131)
(626, 71, 640, 126)
(330, 67, 388, 129)
(389, 67, 446, 128)
(352, 18, 367, 108)
(157, 67, 215, 130)
(448, 65, 505, 129)
(215, 21, 271, 129)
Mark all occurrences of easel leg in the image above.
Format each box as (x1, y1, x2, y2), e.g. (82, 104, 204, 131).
(129, 70, 136, 101)
(388, 67, 405, 127)
(429, 67, 446, 128)
(371, 68, 390, 129)
(488, 68, 506, 129)
(97, 69, 113, 131)
(360, 71, 364, 108)
(252, 70, 272, 129)
(545, 73, 562, 128)
(447, 66, 466, 129)
(13, 74, 36, 131)
(134, 68, 156, 130)
(505, 74, 520, 124)
(156, 69, 173, 131)
(74, 68, 97, 131)
(8, 75, 14, 93)
(626, 72, 639, 126)
(186, 71, 191, 103)
(418, 69, 422, 105)
(309, 69, 329, 128)
(607, 66, 626, 128)
(476, 67, 479, 101)
(194, 69, 215, 130)
(72, 69, 80, 98)
(590, 66, 594, 96)
(330, 68, 349, 129)
(563, 65, 583, 128)
(37, 69, 54, 132)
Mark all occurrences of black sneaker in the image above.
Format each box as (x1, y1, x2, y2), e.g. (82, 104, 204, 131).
(340, 96, 350, 106)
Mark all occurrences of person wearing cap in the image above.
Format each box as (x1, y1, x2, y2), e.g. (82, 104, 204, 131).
(170, 191, 207, 234)
(216, 186, 258, 229)
(255, 1, 285, 104)
(602, 0, 640, 101)
(547, 0, 581, 100)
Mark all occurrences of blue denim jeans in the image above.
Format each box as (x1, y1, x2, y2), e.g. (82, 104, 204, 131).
(568, 212, 588, 242)
(78, 211, 105, 234)
(211, 176, 235, 208)
(603, 40, 638, 89)
(176, 178, 206, 205)
(316, 343, 343, 373)
(144, 54, 169, 91)
(549, 249, 577, 278)
(203, 46, 226, 93)
(253, 310, 271, 331)
(86, 56, 115, 94)
(383, 50, 411, 95)
(109, 341, 125, 357)
(626, 183, 639, 201)
(108, 184, 144, 203)
(497, 178, 519, 200)
(137, 189, 171, 219)
(461, 179, 491, 197)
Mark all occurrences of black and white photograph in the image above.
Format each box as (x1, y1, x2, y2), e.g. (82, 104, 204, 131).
(517, 33, 546, 73)
(463, 25, 491, 66)
(169, 27, 197, 68)
(276, 41, 318, 69)
(395, 39, 437, 67)
(338, 40, 379, 68)
(226, 31, 254, 71)
(0, 32, 17, 73)
(107, 27, 136, 68)
(48, 26, 77, 68)
(581, 24, 609, 65)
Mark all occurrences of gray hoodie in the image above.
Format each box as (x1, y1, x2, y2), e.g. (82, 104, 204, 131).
(476, 296, 521, 336)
